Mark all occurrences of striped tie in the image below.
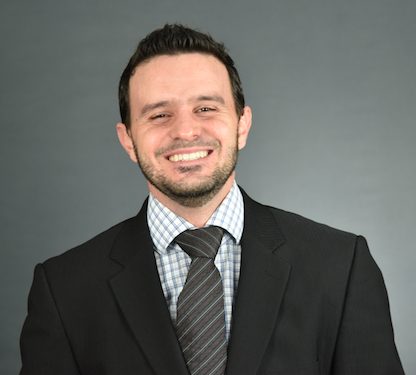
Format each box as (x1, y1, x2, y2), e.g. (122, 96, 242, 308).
(175, 226, 227, 375)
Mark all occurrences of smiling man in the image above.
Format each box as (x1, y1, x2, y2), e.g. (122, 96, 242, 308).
(20, 24, 404, 375)
(116, 52, 251, 223)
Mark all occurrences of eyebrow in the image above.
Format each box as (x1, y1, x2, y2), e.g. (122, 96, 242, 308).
(194, 95, 225, 105)
(140, 100, 170, 116)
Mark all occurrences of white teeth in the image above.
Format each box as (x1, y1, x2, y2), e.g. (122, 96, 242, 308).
(169, 150, 209, 162)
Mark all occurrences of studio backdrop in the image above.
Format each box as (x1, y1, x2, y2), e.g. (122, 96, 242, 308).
(1, 0, 415, 374)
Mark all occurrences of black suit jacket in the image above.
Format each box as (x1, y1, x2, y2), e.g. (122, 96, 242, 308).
(20, 191, 404, 374)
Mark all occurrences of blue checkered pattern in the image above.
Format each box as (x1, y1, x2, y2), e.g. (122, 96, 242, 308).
(147, 182, 244, 341)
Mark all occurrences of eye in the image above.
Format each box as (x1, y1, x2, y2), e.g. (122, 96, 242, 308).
(197, 107, 216, 113)
(150, 113, 169, 120)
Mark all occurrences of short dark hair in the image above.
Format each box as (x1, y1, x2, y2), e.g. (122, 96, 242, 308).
(118, 24, 245, 128)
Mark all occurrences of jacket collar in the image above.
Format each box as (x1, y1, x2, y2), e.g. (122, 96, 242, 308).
(109, 199, 189, 375)
(109, 190, 291, 375)
(226, 189, 291, 375)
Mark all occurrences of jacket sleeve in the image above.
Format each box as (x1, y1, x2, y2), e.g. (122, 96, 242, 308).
(332, 236, 404, 374)
(20, 263, 81, 375)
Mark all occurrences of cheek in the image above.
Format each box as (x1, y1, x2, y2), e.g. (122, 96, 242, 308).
(206, 119, 237, 140)
(134, 129, 166, 158)
(222, 126, 239, 147)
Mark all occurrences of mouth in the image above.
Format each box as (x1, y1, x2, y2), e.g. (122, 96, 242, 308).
(167, 150, 211, 162)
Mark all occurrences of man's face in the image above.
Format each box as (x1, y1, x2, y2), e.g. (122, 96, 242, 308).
(117, 53, 251, 207)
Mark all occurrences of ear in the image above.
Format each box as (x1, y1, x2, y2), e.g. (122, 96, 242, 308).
(116, 122, 138, 163)
(237, 106, 252, 150)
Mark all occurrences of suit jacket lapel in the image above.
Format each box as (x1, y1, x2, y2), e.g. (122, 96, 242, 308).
(109, 200, 189, 375)
(226, 191, 291, 375)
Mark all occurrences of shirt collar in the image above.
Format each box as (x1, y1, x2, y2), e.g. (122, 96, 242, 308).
(147, 181, 244, 255)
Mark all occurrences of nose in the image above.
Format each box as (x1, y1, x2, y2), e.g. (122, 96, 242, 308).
(168, 111, 201, 141)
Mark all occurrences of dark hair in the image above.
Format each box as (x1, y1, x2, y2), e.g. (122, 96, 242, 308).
(118, 24, 245, 128)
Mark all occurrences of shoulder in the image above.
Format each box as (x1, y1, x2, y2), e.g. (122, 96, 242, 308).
(244, 194, 377, 288)
(242, 189, 363, 265)
(242, 187, 356, 241)
(268, 204, 363, 262)
(267, 204, 356, 244)
(41, 216, 136, 275)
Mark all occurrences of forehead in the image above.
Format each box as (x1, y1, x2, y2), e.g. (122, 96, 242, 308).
(129, 53, 233, 103)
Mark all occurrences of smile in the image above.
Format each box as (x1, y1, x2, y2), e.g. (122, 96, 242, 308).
(168, 150, 209, 162)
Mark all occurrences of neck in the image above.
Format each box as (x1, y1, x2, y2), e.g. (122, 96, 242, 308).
(149, 176, 235, 228)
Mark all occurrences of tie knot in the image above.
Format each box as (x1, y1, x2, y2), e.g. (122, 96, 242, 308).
(175, 226, 224, 259)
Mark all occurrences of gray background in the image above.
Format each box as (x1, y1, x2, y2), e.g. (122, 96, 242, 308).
(1, 0, 415, 373)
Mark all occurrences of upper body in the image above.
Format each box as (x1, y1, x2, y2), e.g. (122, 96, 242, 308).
(20, 24, 404, 374)
(20, 188, 404, 374)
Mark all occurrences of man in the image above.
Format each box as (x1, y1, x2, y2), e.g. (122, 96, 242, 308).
(20, 24, 404, 374)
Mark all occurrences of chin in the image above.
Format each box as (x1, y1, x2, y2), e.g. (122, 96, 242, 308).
(154, 172, 233, 208)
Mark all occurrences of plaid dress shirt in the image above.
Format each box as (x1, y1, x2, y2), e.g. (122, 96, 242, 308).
(147, 182, 244, 341)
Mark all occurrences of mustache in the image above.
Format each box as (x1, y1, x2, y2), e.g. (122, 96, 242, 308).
(155, 140, 219, 157)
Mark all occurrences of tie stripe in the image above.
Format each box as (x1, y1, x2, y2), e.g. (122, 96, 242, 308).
(180, 309, 225, 350)
(182, 258, 211, 285)
(178, 294, 224, 340)
(177, 279, 222, 325)
(177, 268, 219, 311)
(175, 226, 227, 375)
(183, 317, 225, 354)
(191, 341, 227, 375)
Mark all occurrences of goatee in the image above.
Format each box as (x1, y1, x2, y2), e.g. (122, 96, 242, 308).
(133, 141, 238, 207)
